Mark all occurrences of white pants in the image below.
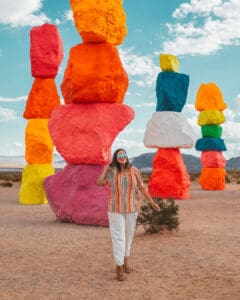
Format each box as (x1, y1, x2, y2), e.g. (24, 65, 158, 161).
(108, 212, 138, 266)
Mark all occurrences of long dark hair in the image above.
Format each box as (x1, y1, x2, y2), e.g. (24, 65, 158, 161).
(110, 148, 131, 172)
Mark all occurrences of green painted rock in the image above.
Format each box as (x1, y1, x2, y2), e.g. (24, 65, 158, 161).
(201, 125, 222, 138)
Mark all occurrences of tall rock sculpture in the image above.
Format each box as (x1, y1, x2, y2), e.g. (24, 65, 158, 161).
(44, 0, 134, 226)
(19, 24, 63, 204)
(195, 83, 227, 190)
(143, 54, 194, 199)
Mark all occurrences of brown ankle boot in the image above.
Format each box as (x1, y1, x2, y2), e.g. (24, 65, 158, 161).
(116, 265, 126, 281)
(124, 256, 132, 273)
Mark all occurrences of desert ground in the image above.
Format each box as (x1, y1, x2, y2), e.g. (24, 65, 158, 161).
(1, 179, 240, 300)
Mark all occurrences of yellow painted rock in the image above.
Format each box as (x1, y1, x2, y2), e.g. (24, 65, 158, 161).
(160, 54, 179, 72)
(25, 119, 54, 164)
(19, 164, 55, 204)
(70, 0, 127, 45)
(198, 110, 225, 126)
(195, 83, 227, 111)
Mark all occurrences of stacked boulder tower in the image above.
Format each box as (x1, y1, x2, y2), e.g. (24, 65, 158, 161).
(195, 83, 227, 190)
(43, 0, 134, 226)
(143, 54, 194, 199)
(19, 24, 63, 205)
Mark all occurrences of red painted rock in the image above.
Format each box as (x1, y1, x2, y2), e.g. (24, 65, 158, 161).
(201, 151, 226, 168)
(30, 23, 64, 78)
(43, 164, 110, 226)
(61, 43, 128, 104)
(199, 167, 226, 190)
(148, 148, 190, 199)
(23, 78, 61, 119)
(48, 103, 134, 164)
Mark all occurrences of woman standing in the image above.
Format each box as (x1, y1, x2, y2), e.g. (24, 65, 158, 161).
(97, 148, 160, 281)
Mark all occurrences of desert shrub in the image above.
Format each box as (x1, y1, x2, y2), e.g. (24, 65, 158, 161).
(0, 181, 13, 187)
(189, 173, 200, 181)
(137, 198, 180, 234)
(225, 175, 231, 183)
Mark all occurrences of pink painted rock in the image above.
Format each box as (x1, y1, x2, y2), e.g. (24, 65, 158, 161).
(48, 103, 134, 164)
(201, 151, 226, 168)
(30, 23, 64, 78)
(61, 43, 128, 104)
(148, 148, 190, 199)
(43, 164, 110, 226)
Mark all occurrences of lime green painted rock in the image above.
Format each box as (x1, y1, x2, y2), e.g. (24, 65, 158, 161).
(201, 125, 222, 138)
(19, 164, 55, 205)
(198, 110, 225, 126)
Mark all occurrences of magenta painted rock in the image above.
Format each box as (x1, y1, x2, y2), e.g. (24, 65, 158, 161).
(30, 23, 64, 78)
(201, 151, 226, 168)
(43, 164, 110, 226)
(48, 103, 135, 164)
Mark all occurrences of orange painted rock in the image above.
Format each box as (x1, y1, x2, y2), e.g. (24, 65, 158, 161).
(199, 167, 226, 190)
(195, 83, 227, 111)
(70, 0, 127, 45)
(48, 103, 134, 164)
(201, 151, 226, 168)
(25, 119, 54, 164)
(148, 148, 190, 199)
(61, 43, 128, 104)
(30, 23, 64, 78)
(23, 78, 61, 119)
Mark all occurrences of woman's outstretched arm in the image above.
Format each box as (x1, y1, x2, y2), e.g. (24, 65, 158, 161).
(96, 164, 110, 186)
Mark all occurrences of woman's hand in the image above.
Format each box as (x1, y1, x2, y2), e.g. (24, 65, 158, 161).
(150, 201, 160, 212)
(103, 179, 110, 186)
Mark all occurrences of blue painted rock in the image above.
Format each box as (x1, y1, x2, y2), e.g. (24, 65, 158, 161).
(48, 103, 134, 164)
(195, 138, 227, 151)
(156, 72, 189, 112)
(44, 164, 110, 226)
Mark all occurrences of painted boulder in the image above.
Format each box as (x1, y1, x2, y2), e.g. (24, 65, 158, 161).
(44, 164, 110, 226)
(156, 72, 189, 112)
(30, 23, 63, 78)
(148, 148, 190, 199)
(48, 103, 134, 164)
(143, 112, 195, 149)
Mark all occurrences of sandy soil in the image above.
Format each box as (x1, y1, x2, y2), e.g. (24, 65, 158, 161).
(1, 182, 240, 300)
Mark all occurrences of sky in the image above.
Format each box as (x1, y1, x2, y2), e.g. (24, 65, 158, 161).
(0, 0, 240, 160)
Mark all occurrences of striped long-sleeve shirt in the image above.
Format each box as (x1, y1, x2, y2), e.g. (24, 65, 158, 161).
(106, 166, 145, 213)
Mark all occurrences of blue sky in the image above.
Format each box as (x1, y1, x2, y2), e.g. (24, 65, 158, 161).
(0, 0, 240, 159)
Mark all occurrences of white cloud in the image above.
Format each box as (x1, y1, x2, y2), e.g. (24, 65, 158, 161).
(135, 102, 155, 108)
(119, 47, 159, 87)
(0, 95, 26, 102)
(163, 0, 240, 56)
(0, 106, 17, 122)
(64, 10, 73, 21)
(0, 0, 50, 27)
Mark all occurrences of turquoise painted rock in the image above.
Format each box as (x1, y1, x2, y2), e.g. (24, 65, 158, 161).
(156, 72, 189, 112)
(195, 138, 226, 151)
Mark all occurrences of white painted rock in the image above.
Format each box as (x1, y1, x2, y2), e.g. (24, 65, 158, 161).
(143, 111, 195, 148)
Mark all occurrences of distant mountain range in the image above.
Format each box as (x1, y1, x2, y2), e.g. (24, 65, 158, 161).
(1, 153, 240, 172)
(131, 152, 240, 173)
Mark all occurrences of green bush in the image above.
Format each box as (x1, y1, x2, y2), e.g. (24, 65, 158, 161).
(137, 198, 180, 234)
(0, 181, 13, 187)
(225, 175, 231, 183)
